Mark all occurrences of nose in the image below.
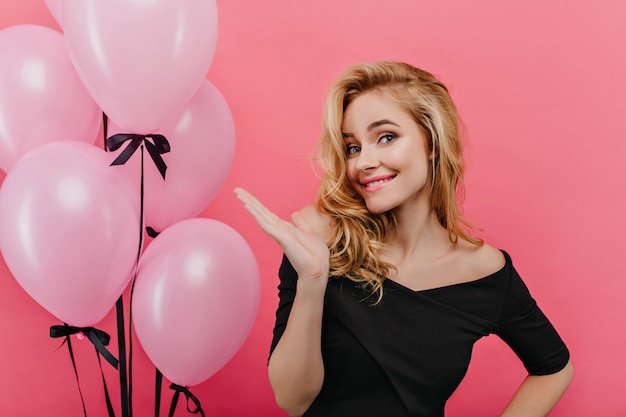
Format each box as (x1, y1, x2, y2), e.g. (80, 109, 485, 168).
(354, 145, 379, 171)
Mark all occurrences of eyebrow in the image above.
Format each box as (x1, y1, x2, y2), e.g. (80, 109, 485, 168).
(342, 119, 400, 138)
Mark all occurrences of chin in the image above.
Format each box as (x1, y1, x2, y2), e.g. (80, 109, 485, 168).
(365, 203, 393, 215)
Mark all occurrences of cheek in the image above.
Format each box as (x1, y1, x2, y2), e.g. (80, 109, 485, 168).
(385, 148, 414, 169)
(391, 141, 429, 170)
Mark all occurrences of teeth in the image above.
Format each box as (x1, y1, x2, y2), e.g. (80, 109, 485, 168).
(365, 178, 390, 188)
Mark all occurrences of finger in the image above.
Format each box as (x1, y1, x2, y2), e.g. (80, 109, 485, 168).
(234, 187, 263, 208)
(242, 202, 287, 237)
(235, 188, 306, 248)
(235, 188, 277, 223)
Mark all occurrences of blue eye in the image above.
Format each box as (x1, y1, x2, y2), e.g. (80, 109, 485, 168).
(379, 133, 397, 144)
(346, 144, 361, 155)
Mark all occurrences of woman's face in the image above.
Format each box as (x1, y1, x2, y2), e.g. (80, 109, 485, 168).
(342, 90, 432, 215)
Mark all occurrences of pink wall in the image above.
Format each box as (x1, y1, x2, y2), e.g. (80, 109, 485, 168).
(1, 0, 625, 415)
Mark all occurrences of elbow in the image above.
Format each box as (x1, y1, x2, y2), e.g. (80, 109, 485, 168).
(271, 383, 320, 417)
(269, 371, 321, 417)
(267, 351, 324, 416)
(275, 397, 313, 417)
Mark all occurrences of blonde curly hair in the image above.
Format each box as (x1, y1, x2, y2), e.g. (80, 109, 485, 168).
(316, 61, 482, 302)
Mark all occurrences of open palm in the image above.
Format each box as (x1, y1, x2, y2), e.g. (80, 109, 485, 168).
(234, 188, 330, 283)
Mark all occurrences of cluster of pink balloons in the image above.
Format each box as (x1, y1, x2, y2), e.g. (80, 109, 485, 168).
(0, 0, 259, 388)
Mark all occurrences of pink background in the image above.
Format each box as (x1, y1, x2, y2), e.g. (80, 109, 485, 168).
(1, 0, 625, 415)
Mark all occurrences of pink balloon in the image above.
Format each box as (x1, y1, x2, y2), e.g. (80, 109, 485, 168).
(132, 218, 260, 386)
(108, 80, 235, 233)
(0, 142, 140, 327)
(0, 25, 101, 173)
(44, 0, 63, 27)
(62, 0, 218, 134)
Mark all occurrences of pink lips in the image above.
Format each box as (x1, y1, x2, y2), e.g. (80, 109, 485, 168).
(361, 174, 395, 192)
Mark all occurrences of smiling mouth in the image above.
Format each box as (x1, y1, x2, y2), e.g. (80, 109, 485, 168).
(362, 176, 395, 190)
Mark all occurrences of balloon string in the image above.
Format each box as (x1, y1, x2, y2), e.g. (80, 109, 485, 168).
(104, 113, 132, 417)
(63, 326, 88, 417)
(127, 145, 147, 416)
(116, 298, 130, 417)
(103, 112, 151, 417)
(102, 115, 158, 417)
(103, 112, 109, 152)
(155, 369, 163, 417)
(95, 346, 118, 417)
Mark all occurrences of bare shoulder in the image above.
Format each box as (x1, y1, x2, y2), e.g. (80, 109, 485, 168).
(455, 240, 506, 279)
(295, 204, 335, 242)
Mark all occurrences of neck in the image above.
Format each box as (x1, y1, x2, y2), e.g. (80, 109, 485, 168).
(385, 200, 452, 264)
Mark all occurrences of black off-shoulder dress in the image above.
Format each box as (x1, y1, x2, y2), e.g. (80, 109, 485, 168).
(270, 251, 570, 417)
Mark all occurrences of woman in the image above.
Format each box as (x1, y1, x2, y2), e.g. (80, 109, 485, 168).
(235, 62, 572, 417)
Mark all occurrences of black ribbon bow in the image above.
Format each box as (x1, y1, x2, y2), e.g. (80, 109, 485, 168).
(50, 325, 119, 369)
(168, 384, 206, 417)
(50, 324, 118, 417)
(106, 133, 170, 179)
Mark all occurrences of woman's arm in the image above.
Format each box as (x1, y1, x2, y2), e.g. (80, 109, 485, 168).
(235, 189, 330, 416)
(500, 360, 573, 417)
(268, 276, 327, 416)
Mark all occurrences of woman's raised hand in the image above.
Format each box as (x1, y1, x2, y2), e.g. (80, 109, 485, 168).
(234, 188, 330, 284)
